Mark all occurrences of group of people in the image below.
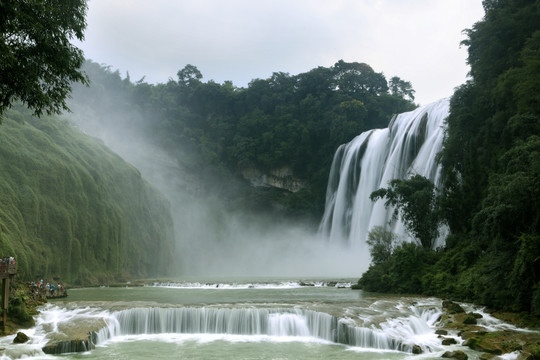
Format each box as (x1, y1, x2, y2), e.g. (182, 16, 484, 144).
(0, 257, 16, 273)
(30, 279, 66, 298)
(1, 257, 16, 265)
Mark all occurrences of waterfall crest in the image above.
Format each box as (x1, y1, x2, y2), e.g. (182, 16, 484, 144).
(319, 98, 449, 248)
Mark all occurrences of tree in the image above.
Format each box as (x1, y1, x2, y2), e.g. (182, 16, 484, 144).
(370, 174, 441, 249)
(366, 226, 397, 264)
(177, 64, 203, 87)
(0, 0, 88, 117)
(389, 76, 415, 101)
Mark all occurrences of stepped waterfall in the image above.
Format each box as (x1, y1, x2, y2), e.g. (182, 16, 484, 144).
(319, 98, 449, 247)
(94, 306, 441, 352)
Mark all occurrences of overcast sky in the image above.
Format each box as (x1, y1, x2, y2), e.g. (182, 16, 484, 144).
(76, 0, 485, 106)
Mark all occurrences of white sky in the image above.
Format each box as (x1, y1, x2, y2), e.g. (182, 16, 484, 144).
(76, 0, 485, 106)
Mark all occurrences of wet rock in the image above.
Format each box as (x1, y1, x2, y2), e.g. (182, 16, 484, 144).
(436, 329, 449, 335)
(42, 339, 93, 355)
(442, 350, 468, 360)
(478, 353, 495, 360)
(442, 300, 465, 314)
(442, 337, 458, 345)
(517, 351, 535, 360)
(458, 329, 487, 339)
(13, 332, 29, 344)
(463, 313, 478, 325)
(464, 331, 523, 355)
(412, 345, 423, 354)
(41, 317, 105, 354)
(465, 337, 503, 355)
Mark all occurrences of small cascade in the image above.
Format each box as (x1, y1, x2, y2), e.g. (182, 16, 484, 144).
(94, 306, 435, 352)
(319, 98, 449, 247)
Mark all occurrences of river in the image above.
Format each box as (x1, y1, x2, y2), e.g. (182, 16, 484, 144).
(0, 278, 512, 359)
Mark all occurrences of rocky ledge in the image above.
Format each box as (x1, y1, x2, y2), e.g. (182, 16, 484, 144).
(437, 300, 540, 360)
(40, 317, 105, 355)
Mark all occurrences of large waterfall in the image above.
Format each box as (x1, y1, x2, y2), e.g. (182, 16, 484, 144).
(319, 98, 449, 248)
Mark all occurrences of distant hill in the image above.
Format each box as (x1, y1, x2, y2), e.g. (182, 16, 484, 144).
(0, 106, 174, 285)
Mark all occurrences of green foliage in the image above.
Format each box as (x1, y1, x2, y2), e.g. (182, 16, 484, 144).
(366, 226, 397, 264)
(389, 76, 415, 101)
(0, 107, 174, 284)
(355, 2, 539, 313)
(0, 0, 88, 117)
(8, 285, 34, 326)
(370, 175, 441, 249)
(358, 242, 440, 294)
(70, 60, 416, 218)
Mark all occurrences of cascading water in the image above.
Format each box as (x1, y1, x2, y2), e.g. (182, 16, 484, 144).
(319, 98, 449, 247)
(94, 306, 434, 352)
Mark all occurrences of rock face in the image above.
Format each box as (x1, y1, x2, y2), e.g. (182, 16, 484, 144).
(241, 167, 307, 192)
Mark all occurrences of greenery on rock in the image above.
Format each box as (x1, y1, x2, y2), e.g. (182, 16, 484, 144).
(0, 106, 174, 285)
(357, 0, 540, 315)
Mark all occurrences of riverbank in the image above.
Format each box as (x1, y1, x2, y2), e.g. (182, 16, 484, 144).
(437, 300, 540, 359)
(1, 282, 68, 337)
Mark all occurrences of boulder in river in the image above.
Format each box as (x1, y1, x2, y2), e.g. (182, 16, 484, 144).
(442, 350, 468, 360)
(13, 332, 29, 344)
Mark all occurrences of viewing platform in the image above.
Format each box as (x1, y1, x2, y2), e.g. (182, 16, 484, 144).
(0, 263, 17, 279)
(1, 259, 17, 332)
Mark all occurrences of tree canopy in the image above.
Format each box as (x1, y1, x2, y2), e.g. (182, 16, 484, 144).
(0, 0, 88, 117)
(69, 60, 417, 219)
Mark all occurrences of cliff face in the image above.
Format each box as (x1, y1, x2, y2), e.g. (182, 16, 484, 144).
(0, 107, 175, 285)
(241, 167, 308, 193)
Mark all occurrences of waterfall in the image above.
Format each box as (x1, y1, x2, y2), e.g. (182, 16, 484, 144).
(94, 306, 437, 352)
(319, 98, 449, 247)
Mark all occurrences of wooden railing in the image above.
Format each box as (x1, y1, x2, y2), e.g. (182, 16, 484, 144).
(0, 263, 17, 277)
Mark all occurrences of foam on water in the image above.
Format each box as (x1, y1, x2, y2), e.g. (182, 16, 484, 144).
(148, 280, 353, 289)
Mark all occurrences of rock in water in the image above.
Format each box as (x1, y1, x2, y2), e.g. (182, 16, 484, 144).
(442, 350, 468, 360)
(442, 300, 465, 314)
(13, 332, 30, 344)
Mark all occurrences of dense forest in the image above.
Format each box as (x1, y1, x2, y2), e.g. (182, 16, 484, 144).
(358, 0, 540, 315)
(69, 60, 416, 221)
(0, 105, 174, 284)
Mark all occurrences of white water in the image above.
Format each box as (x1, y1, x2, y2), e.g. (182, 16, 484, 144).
(319, 98, 449, 249)
(0, 284, 530, 359)
(149, 280, 353, 289)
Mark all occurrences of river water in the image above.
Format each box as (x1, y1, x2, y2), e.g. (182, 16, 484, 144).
(0, 278, 507, 359)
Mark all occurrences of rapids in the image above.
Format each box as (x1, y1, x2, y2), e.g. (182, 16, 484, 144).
(0, 280, 518, 359)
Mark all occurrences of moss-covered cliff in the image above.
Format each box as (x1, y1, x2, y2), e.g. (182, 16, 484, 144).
(0, 106, 174, 285)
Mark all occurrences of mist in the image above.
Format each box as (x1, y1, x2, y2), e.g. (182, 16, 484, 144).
(67, 98, 369, 280)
